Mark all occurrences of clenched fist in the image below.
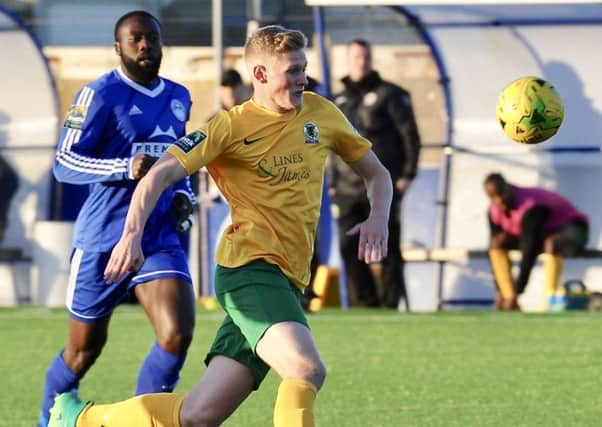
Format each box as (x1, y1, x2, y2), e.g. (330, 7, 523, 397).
(172, 192, 195, 232)
(130, 154, 159, 180)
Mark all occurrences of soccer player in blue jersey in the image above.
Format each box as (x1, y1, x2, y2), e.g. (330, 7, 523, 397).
(37, 11, 196, 427)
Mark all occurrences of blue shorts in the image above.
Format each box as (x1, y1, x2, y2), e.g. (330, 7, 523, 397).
(65, 246, 192, 322)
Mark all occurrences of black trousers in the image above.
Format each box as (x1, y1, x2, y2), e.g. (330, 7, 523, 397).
(0, 156, 19, 242)
(336, 196, 406, 308)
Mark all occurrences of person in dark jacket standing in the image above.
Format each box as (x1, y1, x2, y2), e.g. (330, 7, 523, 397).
(330, 39, 421, 310)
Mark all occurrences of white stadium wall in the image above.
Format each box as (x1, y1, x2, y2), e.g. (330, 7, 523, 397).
(0, 7, 60, 305)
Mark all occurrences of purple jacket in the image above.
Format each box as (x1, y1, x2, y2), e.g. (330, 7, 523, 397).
(489, 186, 588, 237)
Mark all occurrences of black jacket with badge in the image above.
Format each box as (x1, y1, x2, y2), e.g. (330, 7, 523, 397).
(330, 71, 420, 200)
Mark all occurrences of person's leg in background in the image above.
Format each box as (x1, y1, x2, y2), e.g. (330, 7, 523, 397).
(301, 244, 320, 311)
(542, 220, 588, 310)
(130, 248, 196, 395)
(337, 200, 379, 307)
(133, 277, 195, 394)
(0, 155, 19, 244)
(381, 198, 408, 310)
(38, 249, 119, 427)
(40, 316, 110, 427)
(488, 233, 520, 311)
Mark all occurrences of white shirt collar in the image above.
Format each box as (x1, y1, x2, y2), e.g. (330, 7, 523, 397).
(116, 67, 165, 98)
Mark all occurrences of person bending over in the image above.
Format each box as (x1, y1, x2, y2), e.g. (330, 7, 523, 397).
(484, 172, 588, 311)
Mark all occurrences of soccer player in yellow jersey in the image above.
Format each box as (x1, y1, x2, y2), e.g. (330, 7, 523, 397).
(49, 25, 393, 427)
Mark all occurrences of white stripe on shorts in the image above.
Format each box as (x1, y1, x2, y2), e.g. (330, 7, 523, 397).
(131, 269, 191, 282)
(65, 248, 83, 311)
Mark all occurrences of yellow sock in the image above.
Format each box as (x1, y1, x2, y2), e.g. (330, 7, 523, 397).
(489, 249, 516, 299)
(77, 393, 183, 427)
(543, 254, 563, 310)
(273, 379, 317, 427)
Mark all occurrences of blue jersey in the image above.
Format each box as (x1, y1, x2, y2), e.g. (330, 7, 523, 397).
(54, 68, 194, 253)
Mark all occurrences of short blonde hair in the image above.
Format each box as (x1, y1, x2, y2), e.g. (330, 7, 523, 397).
(244, 25, 308, 61)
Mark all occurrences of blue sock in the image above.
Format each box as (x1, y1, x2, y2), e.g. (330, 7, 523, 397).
(135, 341, 187, 395)
(38, 350, 80, 427)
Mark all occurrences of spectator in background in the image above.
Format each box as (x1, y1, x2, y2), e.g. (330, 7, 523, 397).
(485, 172, 589, 311)
(195, 68, 252, 205)
(330, 38, 421, 310)
(218, 68, 252, 111)
(37, 11, 196, 426)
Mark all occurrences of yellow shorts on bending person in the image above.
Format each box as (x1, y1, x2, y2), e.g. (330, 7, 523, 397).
(205, 260, 309, 388)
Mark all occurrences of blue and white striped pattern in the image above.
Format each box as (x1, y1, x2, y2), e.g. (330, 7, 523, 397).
(59, 86, 93, 151)
(55, 86, 129, 179)
(56, 149, 129, 176)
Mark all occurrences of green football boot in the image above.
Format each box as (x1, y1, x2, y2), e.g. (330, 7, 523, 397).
(48, 392, 91, 427)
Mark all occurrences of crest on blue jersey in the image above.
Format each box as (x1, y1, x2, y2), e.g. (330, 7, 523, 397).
(171, 99, 186, 122)
(174, 129, 206, 153)
(64, 105, 88, 130)
(303, 122, 319, 144)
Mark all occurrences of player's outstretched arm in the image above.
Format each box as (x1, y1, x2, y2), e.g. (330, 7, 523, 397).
(104, 153, 187, 283)
(345, 150, 393, 264)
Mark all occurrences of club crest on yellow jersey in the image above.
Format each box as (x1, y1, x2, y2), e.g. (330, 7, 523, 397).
(303, 122, 319, 144)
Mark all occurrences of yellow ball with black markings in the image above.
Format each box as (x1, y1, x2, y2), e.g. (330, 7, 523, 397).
(496, 76, 564, 144)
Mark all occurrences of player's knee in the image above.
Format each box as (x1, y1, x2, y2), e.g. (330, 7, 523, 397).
(63, 346, 103, 374)
(291, 357, 327, 390)
(157, 329, 193, 355)
(310, 358, 327, 390)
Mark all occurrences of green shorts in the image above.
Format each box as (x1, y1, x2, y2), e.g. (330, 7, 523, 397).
(204, 259, 309, 388)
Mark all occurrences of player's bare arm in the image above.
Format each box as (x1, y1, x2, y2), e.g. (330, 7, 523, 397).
(345, 150, 393, 264)
(104, 153, 187, 283)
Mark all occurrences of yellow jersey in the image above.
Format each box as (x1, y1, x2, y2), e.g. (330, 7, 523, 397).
(167, 92, 371, 290)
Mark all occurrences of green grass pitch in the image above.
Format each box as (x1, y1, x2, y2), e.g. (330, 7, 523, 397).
(2, 306, 602, 426)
